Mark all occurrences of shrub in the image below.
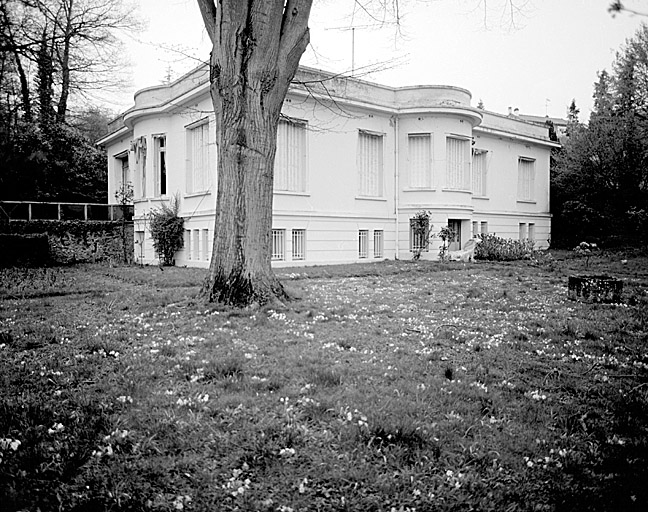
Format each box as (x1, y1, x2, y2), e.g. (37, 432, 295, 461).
(149, 197, 184, 266)
(474, 233, 535, 261)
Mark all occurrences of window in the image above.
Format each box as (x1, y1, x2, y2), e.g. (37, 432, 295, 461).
(275, 119, 307, 192)
(518, 158, 535, 201)
(373, 230, 384, 258)
(519, 223, 528, 240)
(408, 134, 432, 188)
(472, 221, 478, 238)
(472, 149, 488, 196)
(410, 217, 430, 252)
(528, 223, 535, 241)
(187, 122, 211, 194)
(154, 135, 167, 197)
(292, 229, 306, 260)
(272, 229, 285, 261)
(193, 229, 200, 260)
(358, 230, 369, 258)
(184, 230, 192, 259)
(357, 131, 383, 197)
(202, 228, 210, 261)
(133, 136, 147, 198)
(480, 221, 488, 235)
(135, 231, 145, 262)
(446, 137, 470, 190)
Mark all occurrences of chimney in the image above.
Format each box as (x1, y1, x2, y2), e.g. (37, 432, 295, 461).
(508, 106, 512, 116)
(514, 108, 520, 116)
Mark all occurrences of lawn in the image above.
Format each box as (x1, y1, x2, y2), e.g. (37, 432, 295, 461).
(1, 251, 647, 512)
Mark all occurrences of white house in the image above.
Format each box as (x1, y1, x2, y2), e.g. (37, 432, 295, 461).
(99, 63, 558, 267)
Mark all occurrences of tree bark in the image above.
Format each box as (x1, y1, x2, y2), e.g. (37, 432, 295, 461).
(198, 0, 311, 306)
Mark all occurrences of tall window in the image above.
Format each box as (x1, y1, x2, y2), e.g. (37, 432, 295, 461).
(187, 122, 211, 194)
(472, 149, 488, 196)
(519, 223, 528, 240)
(518, 158, 535, 201)
(358, 230, 369, 258)
(528, 223, 535, 241)
(272, 229, 285, 261)
(446, 137, 470, 190)
(184, 230, 192, 259)
(357, 131, 383, 197)
(275, 119, 307, 192)
(134, 136, 147, 199)
(408, 134, 432, 188)
(292, 229, 306, 260)
(480, 221, 488, 235)
(373, 230, 384, 258)
(154, 135, 167, 197)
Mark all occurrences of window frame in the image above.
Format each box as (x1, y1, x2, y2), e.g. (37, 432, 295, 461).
(517, 157, 536, 202)
(153, 134, 167, 197)
(358, 230, 369, 259)
(357, 130, 385, 198)
(186, 119, 212, 195)
(291, 229, 306, 261)
(271, 229, 286, 261)
(373, 230, 384, 258)
(274, 118, 308, 194)
(408, 133, 433, 189)
(445, 136, 471, 191)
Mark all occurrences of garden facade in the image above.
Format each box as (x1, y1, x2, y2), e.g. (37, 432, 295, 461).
(99, 64, 558, 267)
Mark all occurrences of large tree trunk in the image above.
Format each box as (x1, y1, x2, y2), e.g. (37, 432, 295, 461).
(197, 0, 311, 306)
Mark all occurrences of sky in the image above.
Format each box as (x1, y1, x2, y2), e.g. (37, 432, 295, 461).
(109, 0, 648, 121)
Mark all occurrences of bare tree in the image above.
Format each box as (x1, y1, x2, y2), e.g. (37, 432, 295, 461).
(1, 0, 138, 124)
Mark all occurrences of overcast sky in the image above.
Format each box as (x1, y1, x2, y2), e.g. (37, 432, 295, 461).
(110, 0, 647, 121)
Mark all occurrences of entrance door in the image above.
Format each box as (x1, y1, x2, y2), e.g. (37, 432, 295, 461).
(448, 219, 462, 251)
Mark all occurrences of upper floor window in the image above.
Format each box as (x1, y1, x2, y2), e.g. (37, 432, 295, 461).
(408, 133, 432, 188)
(357, 130, 383, 197)
(153, 135, 167, 197)
(517, 158, 535, 201)
(446, 137, 470, 190)
(472, 149, 488, 196)
(275, 119, 307, 193)
(186, 121, 212, 194)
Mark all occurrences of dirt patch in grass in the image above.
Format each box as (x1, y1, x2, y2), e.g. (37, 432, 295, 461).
(1, 253, 647, 511)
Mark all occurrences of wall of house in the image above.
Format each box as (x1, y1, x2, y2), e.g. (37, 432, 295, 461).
(99, 64, 556, 267)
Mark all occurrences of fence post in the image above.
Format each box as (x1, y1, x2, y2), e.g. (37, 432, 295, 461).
(28, 203, 32, 221)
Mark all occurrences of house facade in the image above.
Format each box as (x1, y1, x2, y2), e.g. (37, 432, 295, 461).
(99, 64, 557, 267)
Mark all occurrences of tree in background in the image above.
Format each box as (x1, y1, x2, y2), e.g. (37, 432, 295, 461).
(0, 0, 135, 203)
(552, 24, 648, 247)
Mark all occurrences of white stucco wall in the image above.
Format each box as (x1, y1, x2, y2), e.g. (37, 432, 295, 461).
(99, 63, 556, 267)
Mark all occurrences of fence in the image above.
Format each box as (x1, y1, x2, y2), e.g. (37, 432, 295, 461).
(0, 201, 134, 222)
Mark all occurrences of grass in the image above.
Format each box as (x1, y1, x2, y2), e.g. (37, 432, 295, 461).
(0, 251, 647, 511)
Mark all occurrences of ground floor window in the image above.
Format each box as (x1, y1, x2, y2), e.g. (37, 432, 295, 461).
(359, 230, 369, 258)
(272, 229, 285, 261)
(480, 221, 488, 235)
(202, 229, 210, 261)
(292, 229, 306, 260)
(410, 217, 430, 253)
(373, 230, 384, 258)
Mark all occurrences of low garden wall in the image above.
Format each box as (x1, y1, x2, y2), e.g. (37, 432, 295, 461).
(0, 220, 133, 266)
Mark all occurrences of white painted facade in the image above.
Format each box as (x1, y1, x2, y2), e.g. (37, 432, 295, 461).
(100, 64, 557, 267)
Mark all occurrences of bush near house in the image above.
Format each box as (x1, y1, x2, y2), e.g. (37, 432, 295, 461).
(474, 233, 536, 261)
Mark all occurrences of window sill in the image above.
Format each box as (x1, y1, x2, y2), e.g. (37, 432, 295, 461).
(184, 191, 211, 198)
(441, 188, 472, 194)
(472, 195, 489, 200)
(273, 190, 310, 197)
(355, 196, 387, 201)
(517, 199, 537, 204)
(402, 188, 436, 192)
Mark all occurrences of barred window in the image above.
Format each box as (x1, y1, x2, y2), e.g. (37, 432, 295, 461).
(358, 230, 369, 258)
(271, 229, 285, 261)
(292, 229, 306, 260)
(373, 230, 384, 258)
